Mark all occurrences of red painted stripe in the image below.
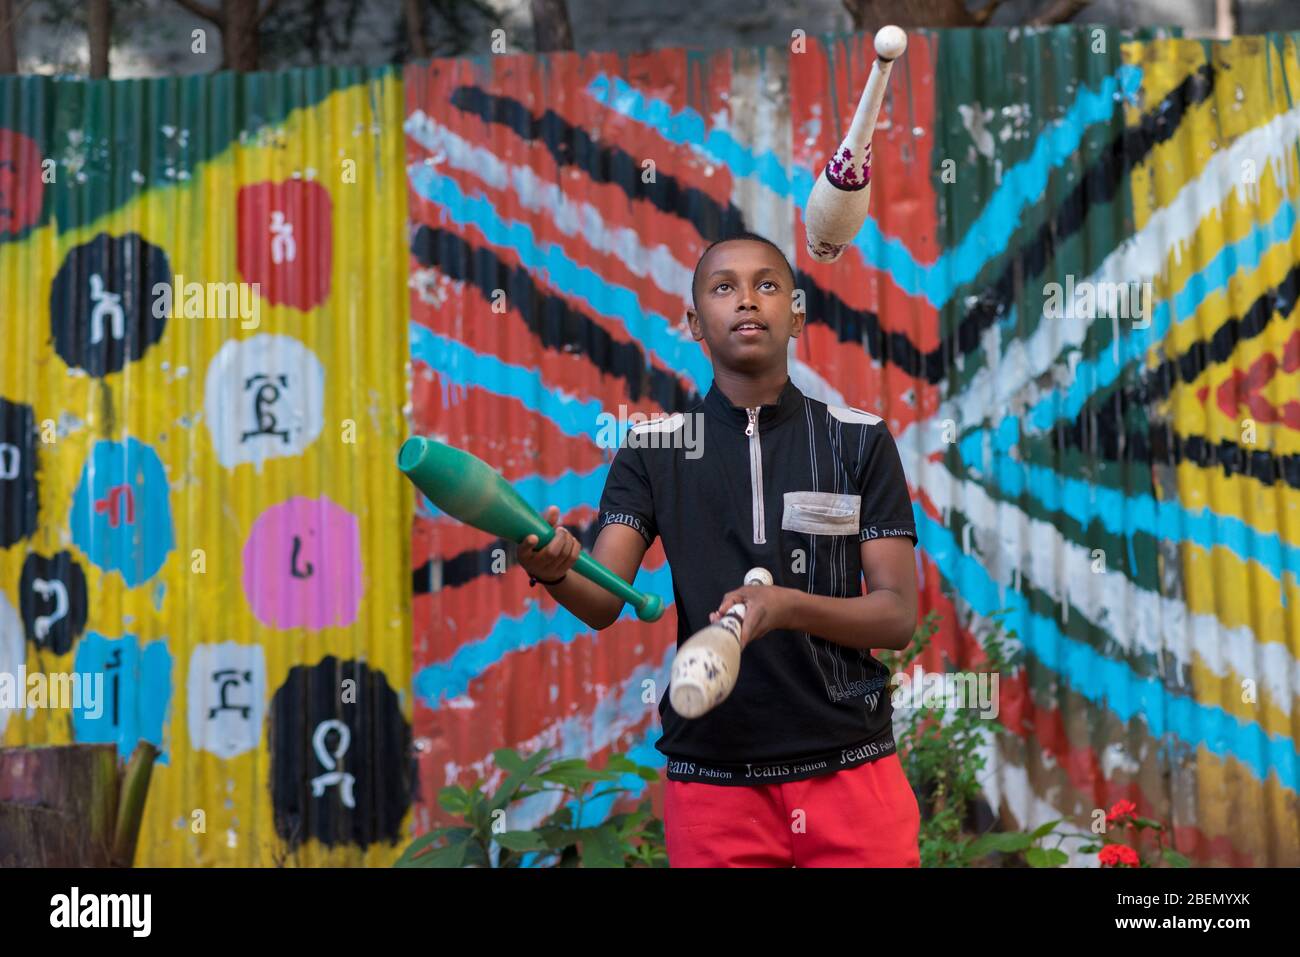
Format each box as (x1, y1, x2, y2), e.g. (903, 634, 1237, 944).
(405, 158, 707, 351)
(415, 612, 674, 763)
(404, 50, 739, 303)
(796, 323, 939, 432)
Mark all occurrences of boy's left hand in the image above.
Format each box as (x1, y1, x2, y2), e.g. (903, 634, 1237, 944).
(708, 585, 798, 647)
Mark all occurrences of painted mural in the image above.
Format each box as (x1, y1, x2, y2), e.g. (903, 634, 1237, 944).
(0, 67, 413, 866)
(2, 25, 1298, 866)
(405, 29, 1300, 867)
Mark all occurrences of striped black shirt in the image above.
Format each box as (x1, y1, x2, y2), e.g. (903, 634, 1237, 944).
(597, 375, 917, 785)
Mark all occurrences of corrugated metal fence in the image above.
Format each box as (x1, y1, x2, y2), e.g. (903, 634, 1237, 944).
(2, 27, 1297, 865)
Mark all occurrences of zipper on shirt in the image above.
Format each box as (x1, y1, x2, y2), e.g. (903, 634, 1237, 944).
(745, 407, 765, 544)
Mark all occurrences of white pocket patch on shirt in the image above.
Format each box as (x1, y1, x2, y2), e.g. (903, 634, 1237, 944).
(781, 491, 861, 535)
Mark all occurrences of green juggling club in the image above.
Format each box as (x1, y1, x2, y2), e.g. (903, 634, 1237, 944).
(398, 436, 665, 623)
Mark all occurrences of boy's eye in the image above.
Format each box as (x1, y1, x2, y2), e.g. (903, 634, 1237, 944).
(713, 282, 731, 293)
(760, 280, 778, 291)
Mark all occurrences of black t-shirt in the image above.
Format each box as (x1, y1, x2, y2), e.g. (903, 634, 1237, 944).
(596, 375, 917, 785)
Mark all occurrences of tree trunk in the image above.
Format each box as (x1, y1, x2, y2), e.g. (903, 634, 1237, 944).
(843, 0, 985, 29)
(1025, 0, 1090, 25)
(405, 0, 428, 58)
(844, 0, 1095, 29)
(221, 0, 262, 71)
(88, 0, 110, 78)
(530, 0, 574, 52)
(0, 0, 18, 75)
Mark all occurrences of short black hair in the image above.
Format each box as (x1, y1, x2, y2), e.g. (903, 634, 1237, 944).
(691, 232, 795, 307)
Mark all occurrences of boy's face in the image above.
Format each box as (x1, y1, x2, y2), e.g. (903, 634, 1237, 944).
(686, 240, 803, 372)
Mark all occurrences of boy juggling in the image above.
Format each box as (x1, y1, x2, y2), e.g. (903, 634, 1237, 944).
(519, 232, 921, 868)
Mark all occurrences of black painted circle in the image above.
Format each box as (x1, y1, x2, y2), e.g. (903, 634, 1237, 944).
(18, 550, 89, 656)
(0, 396, 38, 547)
(269, 657, 415, 851)
(49, 231, 171, 376)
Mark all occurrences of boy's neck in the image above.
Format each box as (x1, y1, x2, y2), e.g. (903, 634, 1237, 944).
(710, 366, 790, 410)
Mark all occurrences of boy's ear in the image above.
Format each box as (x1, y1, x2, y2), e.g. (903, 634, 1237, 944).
(686, 307, 703, 341)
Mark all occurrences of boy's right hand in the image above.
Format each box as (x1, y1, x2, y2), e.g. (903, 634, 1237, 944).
(518, 505, 581, 581)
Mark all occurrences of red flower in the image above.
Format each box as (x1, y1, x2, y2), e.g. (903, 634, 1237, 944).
(1099, 844, 1140, 868)
(1106, 799, 1138, 825)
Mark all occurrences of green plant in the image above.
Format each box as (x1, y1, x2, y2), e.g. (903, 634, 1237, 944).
(878, 610, 1015, 866)
(881, 611, 1189, 868)
(394, 747, 667, 868)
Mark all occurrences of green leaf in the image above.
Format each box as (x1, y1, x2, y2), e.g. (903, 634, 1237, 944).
(488, 748, 552, 812)
(538, 767, 616, 789)
(1026, 847, 1069, 868)
(495, 829, 550, 852)
(492, 748, 527, 774)
(437, 785, 471, 816)
(1029, 818, 1064, 841)
(492, 746, 550, 776)
(617, 810, 649, 835)
(403, 837, 471, 868)
(579, 825, 628, 868)
(393, 831, 444, 867)
(1162, 848, 1191, 868)
(604, 754, 637, 773)
(967, 831, 1034, 857)
(1133, 817, 1163, 830)
(536, 825, 580, 851)
(393, 827, 470, 867)
(544, 806, 574, 828)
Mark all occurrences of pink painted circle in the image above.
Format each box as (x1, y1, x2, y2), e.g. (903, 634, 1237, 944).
(242, 496, 363, 630)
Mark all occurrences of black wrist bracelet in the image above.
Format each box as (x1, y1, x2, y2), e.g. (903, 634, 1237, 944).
(528, 572, 567, 587)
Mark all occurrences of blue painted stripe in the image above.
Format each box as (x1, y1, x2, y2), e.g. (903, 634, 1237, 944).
(956, 427, 1300, 590)
(408, 164, 714, 395)
(411, 322, 681, 450)
(413, 562, 675, 709)
(1024, 198, 1298, 432)
(916, 506, 1298, 791)
(411, 323, 611, 441)
(585, 74, 804, 199)
(586, 66, 1141, 307)
(409, 323, 681, 521)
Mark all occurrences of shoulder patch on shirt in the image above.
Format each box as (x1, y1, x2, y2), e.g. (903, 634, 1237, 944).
(630, 412, 686, 434)
(826, 404, 882, 426)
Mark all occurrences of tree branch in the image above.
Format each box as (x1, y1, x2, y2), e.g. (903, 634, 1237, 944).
(172, 0, 222, 25)
(1027, 0, 1091, 26)
(970, 1, 1000, 26)
(405, 0, 428, 59)
(256, 0, 281, 26)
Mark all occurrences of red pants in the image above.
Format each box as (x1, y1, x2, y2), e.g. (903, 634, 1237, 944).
(663, 753, 921, 867)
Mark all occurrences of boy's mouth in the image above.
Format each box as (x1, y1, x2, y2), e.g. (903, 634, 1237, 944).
(730, 319, 768, 337)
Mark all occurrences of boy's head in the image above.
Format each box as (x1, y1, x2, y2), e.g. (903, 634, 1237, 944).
(686, 233, 803, 375)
